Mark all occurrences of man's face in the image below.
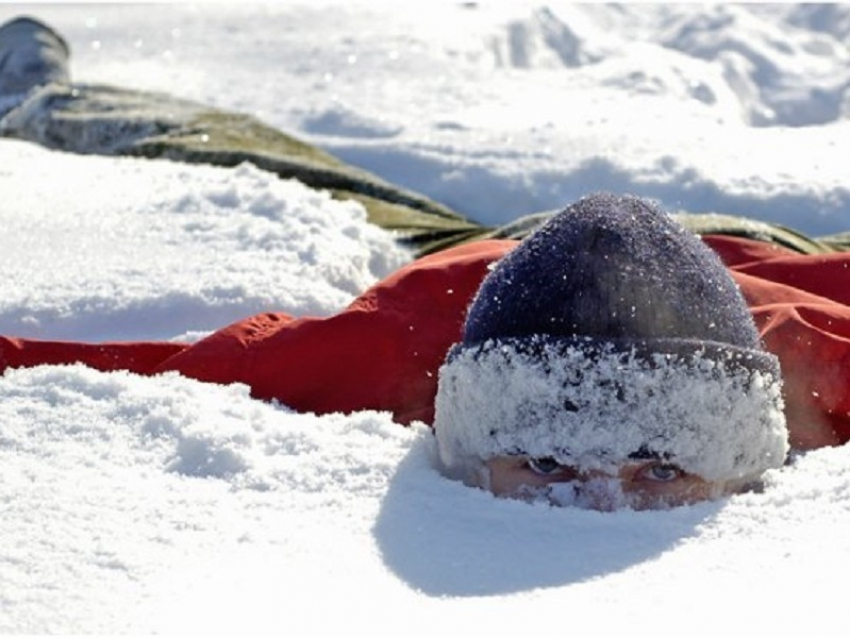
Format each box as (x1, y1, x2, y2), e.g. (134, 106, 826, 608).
(483, 456, 742, 511)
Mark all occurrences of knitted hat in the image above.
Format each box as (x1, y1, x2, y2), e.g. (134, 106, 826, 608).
(434, 193, 788, 483)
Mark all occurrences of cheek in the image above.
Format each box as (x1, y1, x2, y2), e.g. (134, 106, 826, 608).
(485, 459, 562, 496)
(621, 477, 720, 509)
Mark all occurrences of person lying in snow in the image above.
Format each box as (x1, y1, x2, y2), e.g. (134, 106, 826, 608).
(3, 191, 849, 510)
(2, 17, 850, 510)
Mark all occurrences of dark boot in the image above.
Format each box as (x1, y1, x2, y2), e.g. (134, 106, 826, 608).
(0, 16, 70, 98)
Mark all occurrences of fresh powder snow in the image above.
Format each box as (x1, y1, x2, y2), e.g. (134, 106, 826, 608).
(1, 2, 849, 635)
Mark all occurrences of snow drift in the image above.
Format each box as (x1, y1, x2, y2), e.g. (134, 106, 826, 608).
(1, 2, 849, 634)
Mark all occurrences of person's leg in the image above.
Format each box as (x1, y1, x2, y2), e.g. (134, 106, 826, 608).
(3, 78, 491, 255)
(0, 16, 488, 256)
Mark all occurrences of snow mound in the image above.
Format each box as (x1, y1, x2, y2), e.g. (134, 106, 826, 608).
(489, 6, 604, 69)
(661, 4, 850, 127)
(0, 364, 417, 633)
(302, 105, 403, 139)
(0, 141, 410, 341)
(1, 363, 849, 634)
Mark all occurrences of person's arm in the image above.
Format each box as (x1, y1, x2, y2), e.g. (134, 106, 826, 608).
(153, 240, 515, 424)
(0, 241, 512, 424)
(0, 337, 187, 376)
(705, 234, 850, 449)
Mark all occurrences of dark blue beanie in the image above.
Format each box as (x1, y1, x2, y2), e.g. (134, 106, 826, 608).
(434, 193, 788, 484)
(464, 192, 759, 349)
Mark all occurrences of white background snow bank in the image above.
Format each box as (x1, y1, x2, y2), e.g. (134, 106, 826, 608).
(15, 0, 848, 231)
(0, 140, 408, 341)
(1, 2, 850, 635)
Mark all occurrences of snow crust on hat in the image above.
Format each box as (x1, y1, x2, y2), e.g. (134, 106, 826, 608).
(434, 336, 788, 482)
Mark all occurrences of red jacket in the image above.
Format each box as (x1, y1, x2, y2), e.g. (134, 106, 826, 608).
(1, 236, 848, 450)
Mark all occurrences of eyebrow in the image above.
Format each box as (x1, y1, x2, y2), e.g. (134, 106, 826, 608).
(627, 446, 671, 461)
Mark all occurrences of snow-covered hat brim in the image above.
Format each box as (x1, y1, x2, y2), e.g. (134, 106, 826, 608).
(434, 335, 788, 483)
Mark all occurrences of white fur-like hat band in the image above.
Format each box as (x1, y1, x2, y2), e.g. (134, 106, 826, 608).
(434, 336, 789, 482)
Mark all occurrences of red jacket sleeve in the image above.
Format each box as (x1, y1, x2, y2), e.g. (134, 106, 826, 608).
(0, 337, 187, 376)
(0, 240, 513, 424)
(152, 240, 516, 424)
(704, 235, 850, 449)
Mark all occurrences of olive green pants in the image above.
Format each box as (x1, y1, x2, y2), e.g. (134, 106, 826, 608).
(3, 82, 846, 258)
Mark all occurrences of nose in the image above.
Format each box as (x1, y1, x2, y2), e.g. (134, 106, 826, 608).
(547, 474, 626, 511)
(577, 468, 616, 481)
(553, 465, 581, 481)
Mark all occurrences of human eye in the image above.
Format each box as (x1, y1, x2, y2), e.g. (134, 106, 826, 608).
(526, 457, 564, 476)
(637, 462, 684, 482)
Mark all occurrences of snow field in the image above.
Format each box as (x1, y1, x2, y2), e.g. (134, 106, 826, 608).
(1, 2, 850, 634)
(1, 363, 849, 634)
